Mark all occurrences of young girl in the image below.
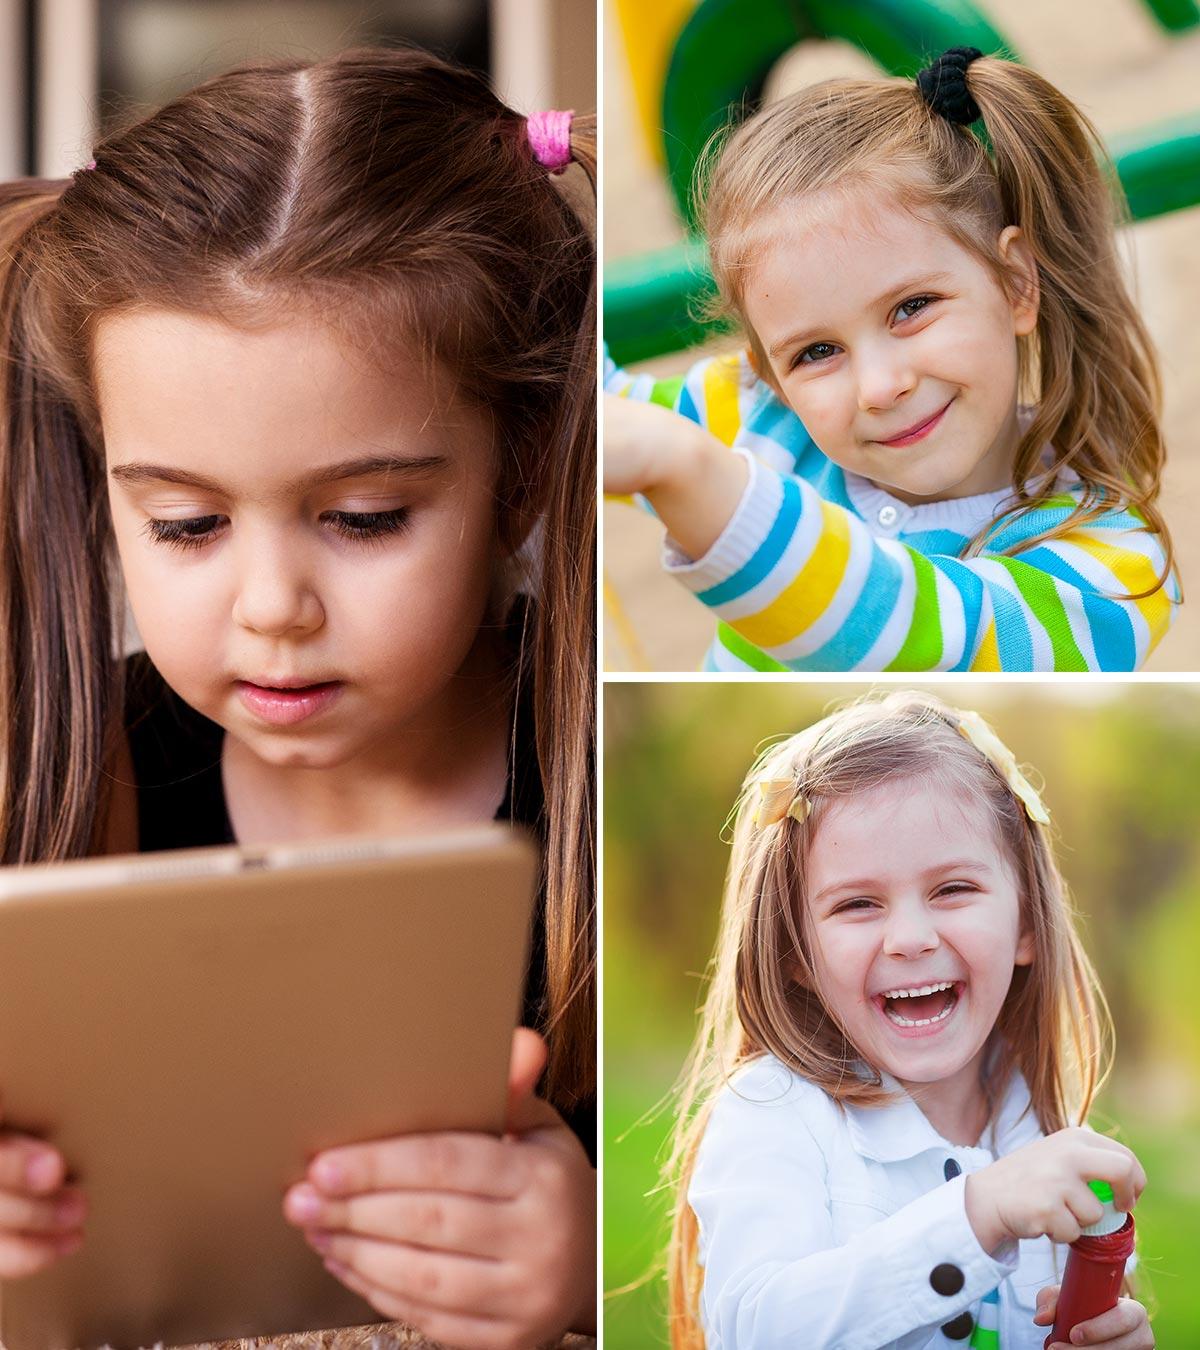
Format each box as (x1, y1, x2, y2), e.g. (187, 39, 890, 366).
(0, 46, 595, 1348)
(605, 47, 1178, 672)
(665, 691, 1152, 1349)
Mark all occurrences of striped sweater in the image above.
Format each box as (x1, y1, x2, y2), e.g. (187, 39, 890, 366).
(607, 350, 1178, 672)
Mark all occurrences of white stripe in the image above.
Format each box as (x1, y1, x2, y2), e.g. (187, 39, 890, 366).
(931, 566, 967, 670)
(970, 560, 1052, 670)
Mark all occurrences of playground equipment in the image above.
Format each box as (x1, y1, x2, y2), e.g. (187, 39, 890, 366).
(606, 0, 1200, 365)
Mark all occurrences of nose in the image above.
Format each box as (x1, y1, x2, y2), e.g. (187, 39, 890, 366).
(855, 340, 916, 413)
(881, 902, 939, 960)
(230, 533, 325, 638)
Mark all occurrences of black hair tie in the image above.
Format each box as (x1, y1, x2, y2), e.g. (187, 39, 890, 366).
(916, 46, 984, 126)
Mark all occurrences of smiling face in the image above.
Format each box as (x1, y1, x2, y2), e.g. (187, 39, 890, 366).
(742, 187, 1039, 505)
(98, 308, 502, 772)
(802, 775, 1034, 1118)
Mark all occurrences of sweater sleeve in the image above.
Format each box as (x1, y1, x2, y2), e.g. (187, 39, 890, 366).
(691, 1085, 1019, 1350)
(665, 448, 1177, 672)
(604, 348, 751, 448)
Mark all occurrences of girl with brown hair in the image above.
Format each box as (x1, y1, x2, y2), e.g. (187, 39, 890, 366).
(605, 48, 1178, 673)
(664, 692, 1151, 1348)
(0, 45, 594, 1348)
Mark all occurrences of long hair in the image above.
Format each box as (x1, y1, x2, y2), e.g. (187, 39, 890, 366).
(665, 692, 1113, 1347)
(0, 46, 594, 1107)
(697, 56, 1172, 591)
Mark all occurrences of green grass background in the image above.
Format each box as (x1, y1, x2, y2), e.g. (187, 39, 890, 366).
(604, 683, 1200, 1347)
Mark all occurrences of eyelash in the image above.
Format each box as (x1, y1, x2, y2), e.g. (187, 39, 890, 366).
(142, 508, 412, 553)
(833, 882, 976, 913)
(792, 295, 938, 369)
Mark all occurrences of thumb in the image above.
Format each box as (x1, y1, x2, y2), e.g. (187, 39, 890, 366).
(506, 1027, 548, 1123)
(1032, 1284, 1059, 1325)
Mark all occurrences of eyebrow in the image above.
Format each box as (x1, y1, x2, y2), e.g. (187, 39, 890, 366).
(811, 858, 993, 910)
(767, 271, 957, 359)
(108, 453, 450, 495)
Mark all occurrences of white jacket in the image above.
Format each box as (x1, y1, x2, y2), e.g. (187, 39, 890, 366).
(690, 1054, 1081, 1350)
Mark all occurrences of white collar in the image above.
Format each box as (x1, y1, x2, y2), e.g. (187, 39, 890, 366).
(840, 1062, 1043, 1165)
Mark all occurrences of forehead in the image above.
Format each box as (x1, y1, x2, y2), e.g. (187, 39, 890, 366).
(93, 308, 481, 488)
(743, 188, 989, 342)
(805, 775, 1007, 889)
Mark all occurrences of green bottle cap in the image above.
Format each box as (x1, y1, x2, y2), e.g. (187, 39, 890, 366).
(1081, 1179, 1127, 1236)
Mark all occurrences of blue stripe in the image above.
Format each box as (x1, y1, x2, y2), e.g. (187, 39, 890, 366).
(931, 557, 989, 671)
(677, 383, 700, 423)
(802, 544, 903, 670)
(696, 476, 803, 607)
(981, 577, 1034, 669)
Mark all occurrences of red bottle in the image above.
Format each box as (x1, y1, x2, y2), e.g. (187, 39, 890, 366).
(1045, 1181, 1135, 1349)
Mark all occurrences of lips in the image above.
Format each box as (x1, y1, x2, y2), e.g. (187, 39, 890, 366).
(236, 679, 343, 727)
(876, 399, 953, 447)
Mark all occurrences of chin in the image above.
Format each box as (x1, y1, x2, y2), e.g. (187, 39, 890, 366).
(241, 731, 358, 771)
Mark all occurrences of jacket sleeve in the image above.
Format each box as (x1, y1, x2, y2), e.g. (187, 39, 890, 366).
(665, 448, 1176, 672)
(690, 1084, 1019, 1350)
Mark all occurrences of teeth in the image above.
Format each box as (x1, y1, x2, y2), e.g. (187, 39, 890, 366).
(881, 980, 955, 1000)
(885, 998, 956, 1028)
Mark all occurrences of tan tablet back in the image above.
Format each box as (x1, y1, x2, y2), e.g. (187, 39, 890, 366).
(0, 826, 537, 1350)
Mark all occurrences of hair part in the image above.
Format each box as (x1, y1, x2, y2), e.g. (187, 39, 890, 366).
(696, 57, 1172, 592)
(0, 45, 594, 1107)
(664, 691, 1112, 1347)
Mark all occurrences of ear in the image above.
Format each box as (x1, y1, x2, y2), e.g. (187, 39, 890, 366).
(1014, 922, 1036, 968)
(998, 226, 1039, 337)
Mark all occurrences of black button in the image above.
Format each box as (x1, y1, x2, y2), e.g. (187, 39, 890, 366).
(930, 1263, 965, 1296)
(942, 1312, 974, 1339)
(944, 1158, 962, 1180)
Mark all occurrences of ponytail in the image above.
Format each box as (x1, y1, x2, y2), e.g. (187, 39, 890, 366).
(0, 179, 121, 865)
(957, 58, 1171, 584)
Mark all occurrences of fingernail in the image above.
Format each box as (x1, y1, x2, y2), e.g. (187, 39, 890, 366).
(1071, 1332, 1085, 1345)
(307, 1228, 332, 1254)
(285, 1185, 322, 1223)
(311, 1156, 345, 1193)
(26, 1151, 59, 1192)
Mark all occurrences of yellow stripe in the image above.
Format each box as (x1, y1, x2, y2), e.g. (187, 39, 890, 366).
(1060, 531, 1172, 642)
(736, 501, 850, 648)
(703, 355, 743, 446)
(971, 619, 1002, 671)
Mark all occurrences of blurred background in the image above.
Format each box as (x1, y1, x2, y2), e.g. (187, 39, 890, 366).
(602, 0, 1200, 672)
(605, 680, 1200, 1345)
(0, 0, 595, 181)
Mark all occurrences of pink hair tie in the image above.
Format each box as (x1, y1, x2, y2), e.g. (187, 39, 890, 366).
(85, 158, 96, 171)
(526, 109, 574, 174)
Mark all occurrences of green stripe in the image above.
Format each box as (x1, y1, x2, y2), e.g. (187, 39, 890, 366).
(969, 1327, 999, 1350)
(885, 550, 944, 671)
(993, 557, 1088, 670)
(716, 621, 788, 671)
(649, 374, 684, 411)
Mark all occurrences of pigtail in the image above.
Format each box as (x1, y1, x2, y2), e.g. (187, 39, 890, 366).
(960, 58, 1172, 589)
(0, 180, 119, 865)
(528, 111, 596, 1110)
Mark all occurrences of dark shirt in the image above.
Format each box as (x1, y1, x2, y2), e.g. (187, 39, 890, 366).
(123, 651, 595, 1164)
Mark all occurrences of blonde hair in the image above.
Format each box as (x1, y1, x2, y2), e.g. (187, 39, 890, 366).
(697, 56, 1172, 590)
(665, 691, 1113, 1348)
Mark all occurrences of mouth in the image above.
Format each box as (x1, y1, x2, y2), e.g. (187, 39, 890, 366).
(870, 979, 964, 1038)
(236, 679, 343, 727)
(875, 399, 953, 448)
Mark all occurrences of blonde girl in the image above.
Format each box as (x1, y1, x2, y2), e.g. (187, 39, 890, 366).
(0, 46, 594, 1349)
(605, 48, 1177, 672)
(666, 692, 1150, 1348)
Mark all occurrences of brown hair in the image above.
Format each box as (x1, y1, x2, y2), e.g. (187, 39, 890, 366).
(665, 691, 1115, 1347)
(697, 56, 1172, 589)
(0, 45, 594, 1107)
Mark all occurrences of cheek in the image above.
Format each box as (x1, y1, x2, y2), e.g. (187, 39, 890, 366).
(783, 377, 852, 441)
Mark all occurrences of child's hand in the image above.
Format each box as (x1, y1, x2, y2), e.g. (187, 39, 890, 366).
(283, 1028, 595, 1350)
(0, 1128, 86, 1276)
(1033, 1282, 1154, 1347)
(604, 394, 747, 559)
(965, 1126, 1144, 1253)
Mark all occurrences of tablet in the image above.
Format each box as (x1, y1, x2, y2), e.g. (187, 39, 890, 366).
(0, 826, 538, 1350)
